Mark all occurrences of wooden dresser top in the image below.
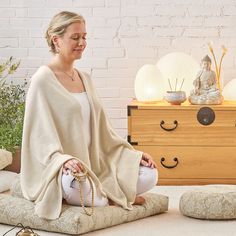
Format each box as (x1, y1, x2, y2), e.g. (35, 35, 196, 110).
(128, 99, 236, 110)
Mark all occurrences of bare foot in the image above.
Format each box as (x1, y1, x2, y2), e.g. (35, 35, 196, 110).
(133, 196, 145, 205)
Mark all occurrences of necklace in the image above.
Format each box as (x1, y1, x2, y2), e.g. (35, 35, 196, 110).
(62, 69, 75, 81)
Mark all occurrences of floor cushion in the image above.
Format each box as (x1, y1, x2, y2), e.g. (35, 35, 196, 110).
(0, 178, 169, 235)
(0, 171, 18, 193)
(0, 149, 12, 170)
(179, 185, 236, 220)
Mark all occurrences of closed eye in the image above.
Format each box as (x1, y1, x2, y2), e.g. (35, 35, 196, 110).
(71, 37, 87, 41)
(71, 33, 87, 40)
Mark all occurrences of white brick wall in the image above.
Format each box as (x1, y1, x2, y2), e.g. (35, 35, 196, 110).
(1, 0, 236, 138)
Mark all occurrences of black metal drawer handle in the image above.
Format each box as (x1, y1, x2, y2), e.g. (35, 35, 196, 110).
(160, 120, 178, 131)
(160, 157, 179, 169)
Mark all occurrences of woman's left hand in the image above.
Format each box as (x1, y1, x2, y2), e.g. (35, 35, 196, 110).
(140, 152, 157, 169)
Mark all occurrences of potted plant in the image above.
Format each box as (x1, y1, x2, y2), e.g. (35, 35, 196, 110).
(0, 57, 28, 173)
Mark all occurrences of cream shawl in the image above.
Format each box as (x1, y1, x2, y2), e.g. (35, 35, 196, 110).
(20, 65, 143, 220)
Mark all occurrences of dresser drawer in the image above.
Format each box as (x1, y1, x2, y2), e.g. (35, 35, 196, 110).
(129, 109, 236, 146)
(135, 146, 236, 179)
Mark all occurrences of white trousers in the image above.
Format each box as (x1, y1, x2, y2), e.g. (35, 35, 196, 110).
(62, 165, 158, 207)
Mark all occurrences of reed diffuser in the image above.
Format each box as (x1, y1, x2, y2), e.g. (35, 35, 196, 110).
(165, 78, 186, 105)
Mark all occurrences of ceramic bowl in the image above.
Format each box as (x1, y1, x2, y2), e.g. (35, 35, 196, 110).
(164, 91, 186, 105)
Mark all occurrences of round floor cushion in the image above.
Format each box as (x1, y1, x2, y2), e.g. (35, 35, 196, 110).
(179, 185, 236, 220)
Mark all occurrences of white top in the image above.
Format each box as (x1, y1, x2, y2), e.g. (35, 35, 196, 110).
(70, 92, 91, 149)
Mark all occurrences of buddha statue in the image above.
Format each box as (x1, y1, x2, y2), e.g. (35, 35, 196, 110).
(189, 55, 223, 105)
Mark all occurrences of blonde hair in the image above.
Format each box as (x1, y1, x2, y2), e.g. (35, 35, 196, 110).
(45, 11, 86, 54)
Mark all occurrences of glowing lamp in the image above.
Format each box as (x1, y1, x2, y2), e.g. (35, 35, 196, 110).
(156, 52, 200, 95)
(134, 64, 165, 102)
(222, 79, 236, 101)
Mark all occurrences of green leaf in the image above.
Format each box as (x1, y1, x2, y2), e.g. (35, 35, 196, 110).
(0, 57, 28, 154)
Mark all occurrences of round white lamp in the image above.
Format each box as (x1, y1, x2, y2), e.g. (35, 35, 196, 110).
(134, 64, 165, 102)
(156, 52, 200, 96)
(222, 78, 236, 101)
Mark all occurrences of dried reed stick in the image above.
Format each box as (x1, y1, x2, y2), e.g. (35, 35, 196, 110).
(179, 78, 185, 91)
(168, 78, 172, 91)
(208, 42, 219, 87)
(174, 78, 178, 91)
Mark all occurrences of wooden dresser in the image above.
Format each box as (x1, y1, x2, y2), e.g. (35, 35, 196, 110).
(127, 99, 236, 185)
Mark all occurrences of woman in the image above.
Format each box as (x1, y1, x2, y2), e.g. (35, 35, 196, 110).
(20, 11, 158, 220)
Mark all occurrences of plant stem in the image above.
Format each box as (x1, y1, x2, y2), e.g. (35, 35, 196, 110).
(209, 50, 220, 89)
(218, 53, 226, 91)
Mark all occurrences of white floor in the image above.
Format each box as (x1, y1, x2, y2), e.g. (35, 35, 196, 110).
(1, 185, 236, 236)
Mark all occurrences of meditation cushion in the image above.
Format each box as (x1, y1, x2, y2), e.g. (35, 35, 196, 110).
(0, 178, 168, 235)
(0, 171, 18, 193)
(0, 149, 12, 170)
(179, 185, 236, 220)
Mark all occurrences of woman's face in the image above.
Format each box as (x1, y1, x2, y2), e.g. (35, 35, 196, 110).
(55, 22, 87, 61)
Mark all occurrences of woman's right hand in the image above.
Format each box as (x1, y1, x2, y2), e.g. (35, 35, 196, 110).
(63, 159, 84, 175)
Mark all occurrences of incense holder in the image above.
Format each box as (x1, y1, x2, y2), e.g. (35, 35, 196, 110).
(164, 91, 186, 105)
